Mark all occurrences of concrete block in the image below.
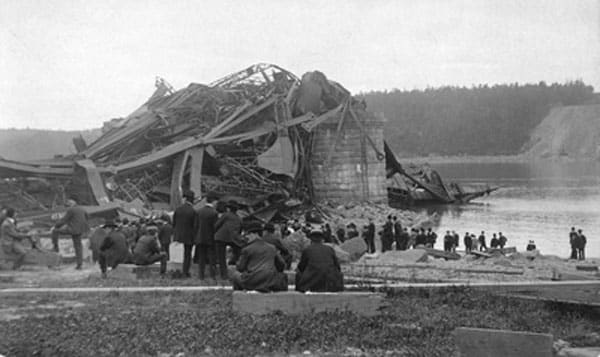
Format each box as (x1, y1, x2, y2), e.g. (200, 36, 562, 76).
(340, 237, 368, 261)
(232, 291, 385, 316)
(557, 347, 600, 357)
(455, 327, 553, 357)
(576, 264, 599, 272)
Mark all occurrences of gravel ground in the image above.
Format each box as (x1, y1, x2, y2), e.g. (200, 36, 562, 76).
(1, 288, 599, 357)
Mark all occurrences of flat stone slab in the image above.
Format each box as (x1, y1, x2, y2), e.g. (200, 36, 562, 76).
(232, 291, 385, 316)
(576, 264, 599, 272)
(340, 237, 368, 261)
(106, 264, 161, 279)
(455, 327, 553, 357)
(557, 347, 600, 357)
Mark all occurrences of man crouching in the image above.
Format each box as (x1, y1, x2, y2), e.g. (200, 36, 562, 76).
(229, 222, 287, 292)
(295, 226, 344, 292)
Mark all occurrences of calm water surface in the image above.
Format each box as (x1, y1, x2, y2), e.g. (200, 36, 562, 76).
(415, 161, 600, 258)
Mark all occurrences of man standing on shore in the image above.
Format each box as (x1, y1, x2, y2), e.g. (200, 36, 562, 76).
(569, 227, 578, 260)
(52, 199, 89, 269)
(463, 232, 472, 253)
(195, 193, 218, 280)
(173, 190, 197, 278)
(575, 229, 586, 260)
(478, 231, 487, 251)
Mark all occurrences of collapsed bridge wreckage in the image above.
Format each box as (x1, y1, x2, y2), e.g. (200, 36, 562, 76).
(0, 64, 389, 223)
(0, 63, 497, 225)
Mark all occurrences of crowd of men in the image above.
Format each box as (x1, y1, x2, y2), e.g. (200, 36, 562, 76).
(170, 190, 343, 292)
(569, 227, 587, 260)
(0, 199, 592, 292)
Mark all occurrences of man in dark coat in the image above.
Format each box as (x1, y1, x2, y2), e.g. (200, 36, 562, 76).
(52, 199, 89, 269)
(463, 232, 472, 253)
(576, 229, 586, 260)
(490, 233, 500, 248)
(157, 215, 173, 260)
(132, 224, 167, 275)
(262, 223, 292, 269)
(443, 231, 453, 252)
(230, 223, 287, 292)
(98, 219, 132, 278)
(364, 218, 376, 253)
(498, 232, 507, 249)
(452, 231, 460, 252)
(393, 216, 402, 248)
(426, 228, 437, 248)
(381, 216, 394, 252)
(173, 191, 197, 277)
(569, 227, 578, 259)
(295, 227, 344, 293)
(415, 228, 427, 247)
(214, 201, 242, 279)
(478, 231, 487, 251)
(0, 208, 34, 270)
(195, 194, 219, 280)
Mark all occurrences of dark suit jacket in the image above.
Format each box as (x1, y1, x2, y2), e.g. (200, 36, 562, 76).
(236, 238, 287, 292)
(214, 212, 241, 244)
(195, 204, 218, 245)
(296, 242, 343, 292)
(133, 235, 161, 264)
(55, 206, 89, 235)
(173, 203, 197, 245)
(99, 229, 132, 268)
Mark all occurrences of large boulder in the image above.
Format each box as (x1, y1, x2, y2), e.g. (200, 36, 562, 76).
(340, 237, 368, 261)
(281, 231, 311, 262)
(325, 243, 351, 264)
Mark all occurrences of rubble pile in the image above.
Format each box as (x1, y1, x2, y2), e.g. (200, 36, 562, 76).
(0, 63, 375, 222)
(349, 248, 600, 283)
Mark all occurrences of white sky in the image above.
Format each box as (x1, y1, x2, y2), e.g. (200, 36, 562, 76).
(1, 0, 598, 130)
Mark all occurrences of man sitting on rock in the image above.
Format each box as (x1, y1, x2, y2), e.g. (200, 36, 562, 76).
(295, 226, 344, 293)
(132, 223, 168, 276)
(262, 223, 292, 270)
(98, 218, 132, 278)
(230, 222, 288, 292)
(0, 208, 35, 270)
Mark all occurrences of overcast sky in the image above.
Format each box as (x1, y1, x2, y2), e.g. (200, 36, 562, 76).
(1, 0, 598, 130)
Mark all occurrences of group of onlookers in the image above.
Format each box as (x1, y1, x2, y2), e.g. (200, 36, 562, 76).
(569, 227, 587, 260)
(171, 190, 343, 292)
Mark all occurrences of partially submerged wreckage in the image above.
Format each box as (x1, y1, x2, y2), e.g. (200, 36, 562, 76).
(0, 63, 496, 223)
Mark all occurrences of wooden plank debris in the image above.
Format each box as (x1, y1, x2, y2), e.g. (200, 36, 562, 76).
(454, 327, 553, 357)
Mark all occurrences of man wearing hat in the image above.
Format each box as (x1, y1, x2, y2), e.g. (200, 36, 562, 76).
(295, 226, 344, 293)
(214, 201, 242, 279)
(195, 193, 219, 280)
(173, 190, 197, 278)
(132, 223, 168, 275)
(98, 218, 132, 278)
(51, 199, 89, 269)
(262, 223, 292, 270)
(230, 222, 287, 292)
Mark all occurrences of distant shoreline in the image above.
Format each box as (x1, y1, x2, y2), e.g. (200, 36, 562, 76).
(397, 154, 598, 165)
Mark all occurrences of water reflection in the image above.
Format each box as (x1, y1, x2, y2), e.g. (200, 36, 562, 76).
(416, 160, 600, 258)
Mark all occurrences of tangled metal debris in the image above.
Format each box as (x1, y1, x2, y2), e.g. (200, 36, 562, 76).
(0, 63, 381, 222)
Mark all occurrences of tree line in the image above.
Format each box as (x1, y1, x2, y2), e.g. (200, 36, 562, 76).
(360, 80, 596, 156)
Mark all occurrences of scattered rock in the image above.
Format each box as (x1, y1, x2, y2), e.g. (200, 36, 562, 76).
(325, 243, 351, 263)
(340, 237, 368, 261)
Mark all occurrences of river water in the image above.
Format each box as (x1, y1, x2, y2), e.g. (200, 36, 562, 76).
(414, 160, 600, 259)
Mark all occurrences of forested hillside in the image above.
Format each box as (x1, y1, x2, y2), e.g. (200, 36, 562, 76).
(0, 129, 101, 161)
(362, 81, 596, 156)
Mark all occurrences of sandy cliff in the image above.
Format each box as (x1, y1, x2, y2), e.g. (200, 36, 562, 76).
(523, 104, 600, 160)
